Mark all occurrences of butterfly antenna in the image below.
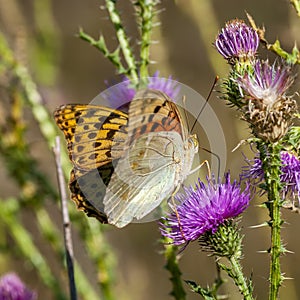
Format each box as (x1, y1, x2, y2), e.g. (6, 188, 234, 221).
(190, 76, 219, 133)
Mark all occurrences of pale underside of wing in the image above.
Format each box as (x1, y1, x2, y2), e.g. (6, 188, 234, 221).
(102, 90, 189, 227)
(54, 104, 128, 170)
(104, 131, 184, 228)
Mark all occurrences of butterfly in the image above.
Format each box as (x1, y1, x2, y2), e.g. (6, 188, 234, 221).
(54, 89, 199, 228)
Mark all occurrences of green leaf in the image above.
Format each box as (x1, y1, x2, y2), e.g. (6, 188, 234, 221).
(185, 280, 216, 300)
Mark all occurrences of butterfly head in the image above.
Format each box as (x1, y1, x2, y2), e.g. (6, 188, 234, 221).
(187, 134, 199, 154)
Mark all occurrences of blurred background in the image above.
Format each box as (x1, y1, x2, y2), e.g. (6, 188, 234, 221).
(0, 0, 300, 299)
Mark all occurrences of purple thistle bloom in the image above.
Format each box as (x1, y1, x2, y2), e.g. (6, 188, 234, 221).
(215, 19, 259, 63)
(241, 155, 264, 186)
(160, 173, 251, 246)
(281, 151, 300, 199)
(242, 151, 300, 201)
(147, 71, 181, 100)
(235, 59, 296, 142)
(0, 273, 36, 300)
(237, 60, 294, 106)
(104, 78, 136, 109)
(104, 71, 181, 109)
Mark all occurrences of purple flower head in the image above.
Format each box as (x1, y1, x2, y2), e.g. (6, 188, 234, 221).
(215, 19, 259, 63)
(160, 173, 251, 245)
(104, 78, 135, 109)
(242, 151, 300, 202)
(237, 60, 294, 106)
(146, 71, 181, 100)
(235, 59, 296, 142)
(104, 71, 181, 109)
(0, 273, 36, 300)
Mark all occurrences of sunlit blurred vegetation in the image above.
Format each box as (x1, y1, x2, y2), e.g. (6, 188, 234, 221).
(0, 1, 299, 299)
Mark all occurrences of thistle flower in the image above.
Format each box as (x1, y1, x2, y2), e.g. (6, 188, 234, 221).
(160, 173, 251, 246)
(242, 151, 300, 203)
(0, 273, 36, 300)
(236, 59, 297, 142)
(241, 155, 264, 186)
(215, 19, 259, 64)
(147, 71, 181, 99)
(281, 152, 300, 199)
(104, 71, 180, 109)
(103, 78, 135, 109)
(237, 60, 294, 106)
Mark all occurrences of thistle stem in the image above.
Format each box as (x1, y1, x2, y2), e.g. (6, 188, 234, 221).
(136, 0, 156, 79)
(162, 237, 186, 300)
(228, 256, 253, 300)
(258, 142, 283, 300)
(105, 0, 139, 83)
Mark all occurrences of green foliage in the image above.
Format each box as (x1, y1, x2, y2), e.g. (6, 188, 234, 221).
(79, 0, 161, 88)
(220, 76, 243, 109)
(162, 237, 186, 300)
(0, 0, 299, 300)
(283, 122, 300, 154)
(0, 5, 117, 299)
(78, 29, 127, 75)
(185, 280, 217, 300)
(265, 40, 300, 65)
(185, 264, 225, 300)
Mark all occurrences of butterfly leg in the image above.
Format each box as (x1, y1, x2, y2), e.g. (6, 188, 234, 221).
(168, 186, 188, 242)
(189, 159, 211, 179)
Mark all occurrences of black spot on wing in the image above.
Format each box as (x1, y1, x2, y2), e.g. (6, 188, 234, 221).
(151, 123, 159, 131)
(88, 132, 97, 139)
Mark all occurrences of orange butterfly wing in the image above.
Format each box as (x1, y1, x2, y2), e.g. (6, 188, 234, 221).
(54, 104, 128, 170)
(54, 104, 128, 223)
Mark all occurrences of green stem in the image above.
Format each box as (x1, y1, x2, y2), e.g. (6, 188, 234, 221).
(105, 0, 139, 84)
(163, 238, 186, 300)
(136, 0, 157, 79)
(265, 40, 300, 65)
(78, 30, 126, 74)
(258, 142, 283, 300)
(227, 256, 253, 300)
